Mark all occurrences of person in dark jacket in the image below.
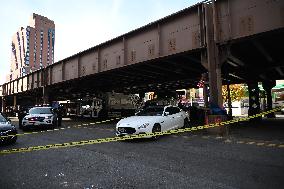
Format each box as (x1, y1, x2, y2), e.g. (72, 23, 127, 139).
(56, 106, 63, 127)
(18, 106, 31, 129)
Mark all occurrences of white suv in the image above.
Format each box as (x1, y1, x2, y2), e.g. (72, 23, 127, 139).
(22, 107, 58, 130)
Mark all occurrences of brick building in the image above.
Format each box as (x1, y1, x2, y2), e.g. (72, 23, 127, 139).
(7, 13, 55, 81)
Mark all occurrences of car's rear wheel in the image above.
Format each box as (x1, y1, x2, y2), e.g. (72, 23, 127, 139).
(152, 124, 161, 140)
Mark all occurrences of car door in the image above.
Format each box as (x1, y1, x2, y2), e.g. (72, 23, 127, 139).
(173, 107, 184, 128)
(163, 107, 175, 131)
(170, 107, 183, 129)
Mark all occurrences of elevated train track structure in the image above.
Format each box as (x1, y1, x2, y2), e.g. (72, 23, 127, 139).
(1, 0, 284, 115)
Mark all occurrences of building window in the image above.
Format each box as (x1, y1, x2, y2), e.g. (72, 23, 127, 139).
(26, 26, 30, 66)
(40, 30, 43, 68)
(34, 31, 37, 66)
(22, 30, 25, 55)
(22, 67, 26, 76)
(51, 29, 55, 64)
(47, 29, 50, 65)
(17, 32, 23, 66)
(11, 42, 18, 69)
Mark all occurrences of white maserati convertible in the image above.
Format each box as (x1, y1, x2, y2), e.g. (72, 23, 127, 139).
(116, 105, 189, 139)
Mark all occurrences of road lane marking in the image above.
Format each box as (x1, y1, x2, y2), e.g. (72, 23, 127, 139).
(237, 141, 245, 144)
(256, 143, 265, 146)
(247, 142, 255, 145)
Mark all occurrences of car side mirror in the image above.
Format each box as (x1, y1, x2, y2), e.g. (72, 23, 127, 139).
(164, 112, 170, 116)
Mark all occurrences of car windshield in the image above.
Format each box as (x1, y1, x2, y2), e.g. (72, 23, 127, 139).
(29, 108, 52, 114)
(136, 107, 164, 116)
(0, 114, 7, 122)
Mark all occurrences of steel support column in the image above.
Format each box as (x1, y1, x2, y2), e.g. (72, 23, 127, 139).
(202, 73, 209, 108)
(1, 96, 6, 113)
(227, 82, 232, 119)
(247, 82, 261, 120)
(263, 80, 276, 118)
(13, 95, 17, 110)
(205, 3, 223, 107)
(204, 3, 226, 136)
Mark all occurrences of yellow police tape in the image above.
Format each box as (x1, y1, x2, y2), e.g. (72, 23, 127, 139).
(0, 107, 282, 155)
(0, 117, 121, 139)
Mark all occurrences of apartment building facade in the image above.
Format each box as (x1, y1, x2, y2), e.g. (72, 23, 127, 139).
(7, 13, 55, 81)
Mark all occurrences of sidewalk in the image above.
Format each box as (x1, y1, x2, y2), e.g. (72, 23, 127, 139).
(229, 117, 284, 142)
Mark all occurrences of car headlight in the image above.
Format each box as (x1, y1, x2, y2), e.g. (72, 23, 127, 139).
(24, 117, 28, 120)
(45, 116, 52, 119)
(138, 123, 150, 129)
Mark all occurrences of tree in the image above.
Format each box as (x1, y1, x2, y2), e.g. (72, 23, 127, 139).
(222, 84, 246, 102)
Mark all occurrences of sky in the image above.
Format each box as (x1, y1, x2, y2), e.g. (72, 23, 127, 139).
(0, 0, 202, 85)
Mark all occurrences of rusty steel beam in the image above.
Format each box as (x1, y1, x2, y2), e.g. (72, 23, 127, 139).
(216, 0, 284, 43)
(252, 40, 273, 63)
(276, 67, 284, 77)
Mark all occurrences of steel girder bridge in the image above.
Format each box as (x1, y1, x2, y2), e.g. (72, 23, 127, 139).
(1, 0, 284, 116)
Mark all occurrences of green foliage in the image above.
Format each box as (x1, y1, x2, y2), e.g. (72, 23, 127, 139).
(222, 84, 246, 102)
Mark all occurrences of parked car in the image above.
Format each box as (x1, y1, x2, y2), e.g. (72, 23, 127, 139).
(0, 113, 17, 144)
(21, 107, 58, 130)
(281, 107, 284, 114)
(116, 105, 189, 139)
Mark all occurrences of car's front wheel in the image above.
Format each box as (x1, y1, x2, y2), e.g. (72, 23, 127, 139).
(151, 124, 161, 140)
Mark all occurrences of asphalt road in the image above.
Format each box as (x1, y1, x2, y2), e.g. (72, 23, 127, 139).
(0, 118, 284, 189)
